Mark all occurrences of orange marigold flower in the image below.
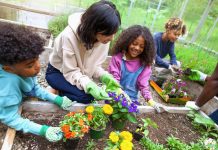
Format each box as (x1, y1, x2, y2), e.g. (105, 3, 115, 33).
(71, 131, 76, 138)
(87, 114, 93, 121)
(79, 119, 84, 126)
(61, 125, 70, 133)
(67, 112, 75, 117)
(82, 126, 89, 133)
(65, 132, 71, 139)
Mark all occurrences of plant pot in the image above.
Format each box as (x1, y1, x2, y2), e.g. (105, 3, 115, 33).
(133, 132, 143, 141)
(90, 128, 105, 139)
(111, 119, 126, 130)
(63, 138, 79, 149)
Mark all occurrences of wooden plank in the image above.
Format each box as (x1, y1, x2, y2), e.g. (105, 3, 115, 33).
(1, 107, 22, 150)
(0, 2, 57, 16)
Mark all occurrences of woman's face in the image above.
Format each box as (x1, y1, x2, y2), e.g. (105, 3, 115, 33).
(96, 33, 115, 44)
(126, 35, 145, 60)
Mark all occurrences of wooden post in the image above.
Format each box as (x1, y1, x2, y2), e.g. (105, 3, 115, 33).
(1, 107, 22, 150)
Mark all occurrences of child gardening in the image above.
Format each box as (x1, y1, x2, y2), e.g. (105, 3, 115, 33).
(154, 17, 186, 72)
(108, 25, 161, 112)
(0, 24, 73, 142)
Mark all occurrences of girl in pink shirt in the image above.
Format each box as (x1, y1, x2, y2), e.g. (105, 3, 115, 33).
(109, 25, 161, 111)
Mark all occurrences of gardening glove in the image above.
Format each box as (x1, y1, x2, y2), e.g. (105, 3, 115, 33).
(86, 81, 111, 100)
(188, 69, 207, 82)
(40, 125, 63, 142)
(171, 65, 180, 71)
(54, 96, 75, 110)
(100, 73, 121, 92)
(185, 101, 200, 110)
(147, 99, 161, 113)
(168, 65, 176, 74)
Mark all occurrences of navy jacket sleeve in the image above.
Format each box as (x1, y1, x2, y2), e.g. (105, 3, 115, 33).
(168, 44, 177, 65)
(154, 34, 169, 69)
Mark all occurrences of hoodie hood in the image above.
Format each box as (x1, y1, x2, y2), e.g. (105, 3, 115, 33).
(68, 12, 83, 38)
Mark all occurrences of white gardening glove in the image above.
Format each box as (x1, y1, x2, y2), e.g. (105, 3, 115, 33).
(147, 99, 161, 113)
(40, 125, 63, 142)
(168, 65, 176, 74)
(185, 101, 200, 110)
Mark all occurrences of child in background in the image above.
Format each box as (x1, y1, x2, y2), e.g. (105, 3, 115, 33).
(0, 24, 73, 142)
(154, 18, 186, 72)
(109, 25, 161, 112)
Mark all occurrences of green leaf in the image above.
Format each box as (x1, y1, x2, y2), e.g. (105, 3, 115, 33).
(126, 114, 137, 123)
(119, 108, 128, 112)
(111, 113, 122, 120)
(143, 130, 149, 137)
(194, 115, 215, 126)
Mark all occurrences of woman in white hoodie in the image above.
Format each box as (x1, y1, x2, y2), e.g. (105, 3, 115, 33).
(46, 0, 121, 104)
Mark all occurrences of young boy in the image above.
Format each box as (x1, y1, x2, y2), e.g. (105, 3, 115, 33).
(0, 24, 73, 142)
(154, 18, 186, 72)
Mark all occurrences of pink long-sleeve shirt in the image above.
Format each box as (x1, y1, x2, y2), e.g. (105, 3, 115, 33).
(109, 52, 152, 100)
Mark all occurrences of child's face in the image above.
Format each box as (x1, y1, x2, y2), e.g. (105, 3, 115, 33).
(5, 58, 40, 77)
(127, 35, 145, 59)
(166, 30, 181, 42)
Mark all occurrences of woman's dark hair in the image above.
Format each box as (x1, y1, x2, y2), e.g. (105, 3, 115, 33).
(112, 25, 155, 66)
(165, 17, 186, 35)
(77, 0, 121, 50)
(0, 23, 45, 65)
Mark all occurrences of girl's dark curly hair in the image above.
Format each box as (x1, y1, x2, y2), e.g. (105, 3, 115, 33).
(0, 23, 45, 65)
(77, 0, 121, 50)
(112, 25, 155, 66)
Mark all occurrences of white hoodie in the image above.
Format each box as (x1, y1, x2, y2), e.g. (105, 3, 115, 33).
(49, 12, 109, 91)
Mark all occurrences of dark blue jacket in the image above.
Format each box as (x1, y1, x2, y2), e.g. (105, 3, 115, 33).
(154, 32, 177, 68)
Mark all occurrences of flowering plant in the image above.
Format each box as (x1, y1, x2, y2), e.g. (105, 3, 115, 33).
(85, 104, 113, 130)
(105, 131, 134, 150)
(106, 91, 138, 124)
(161, 77, 188, 98)
(59, 111, 90, 141)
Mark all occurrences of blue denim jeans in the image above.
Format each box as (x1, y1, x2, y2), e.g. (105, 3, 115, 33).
(45, 63, 93, 104)
(209, 109, 218, 125)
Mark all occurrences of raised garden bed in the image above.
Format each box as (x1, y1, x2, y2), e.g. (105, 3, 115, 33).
(10, 105, 201, 150)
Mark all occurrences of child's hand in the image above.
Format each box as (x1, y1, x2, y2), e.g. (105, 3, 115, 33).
(40, 125, 63, 142)
(100, 74, 121, 91)
(54, 96, 75, 110)
(147, 99, 161, 113)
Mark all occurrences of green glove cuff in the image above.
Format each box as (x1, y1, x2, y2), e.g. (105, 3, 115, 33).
(39, 125, 49, 136)
(54, 96, 63, 107)
(100, 74, 110, 83)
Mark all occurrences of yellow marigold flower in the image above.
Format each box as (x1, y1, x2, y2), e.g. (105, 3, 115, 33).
(85, 106, 94, 114)
(120, 131, 133, 142)
(120, 140, 133, 150)
(103, 104, 113, 115)
(109, 132, 119, 143)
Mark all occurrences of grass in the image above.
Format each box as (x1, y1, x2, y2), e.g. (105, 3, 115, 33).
(175, 43, 218, 75)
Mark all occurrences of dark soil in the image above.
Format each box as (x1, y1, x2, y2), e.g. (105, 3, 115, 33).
(11, 111, 201, 150)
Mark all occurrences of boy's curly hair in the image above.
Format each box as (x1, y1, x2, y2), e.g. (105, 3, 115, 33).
(165, 18, 186, 35)
(0, 23, 45, 65)
(112, 25, 155, 66)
